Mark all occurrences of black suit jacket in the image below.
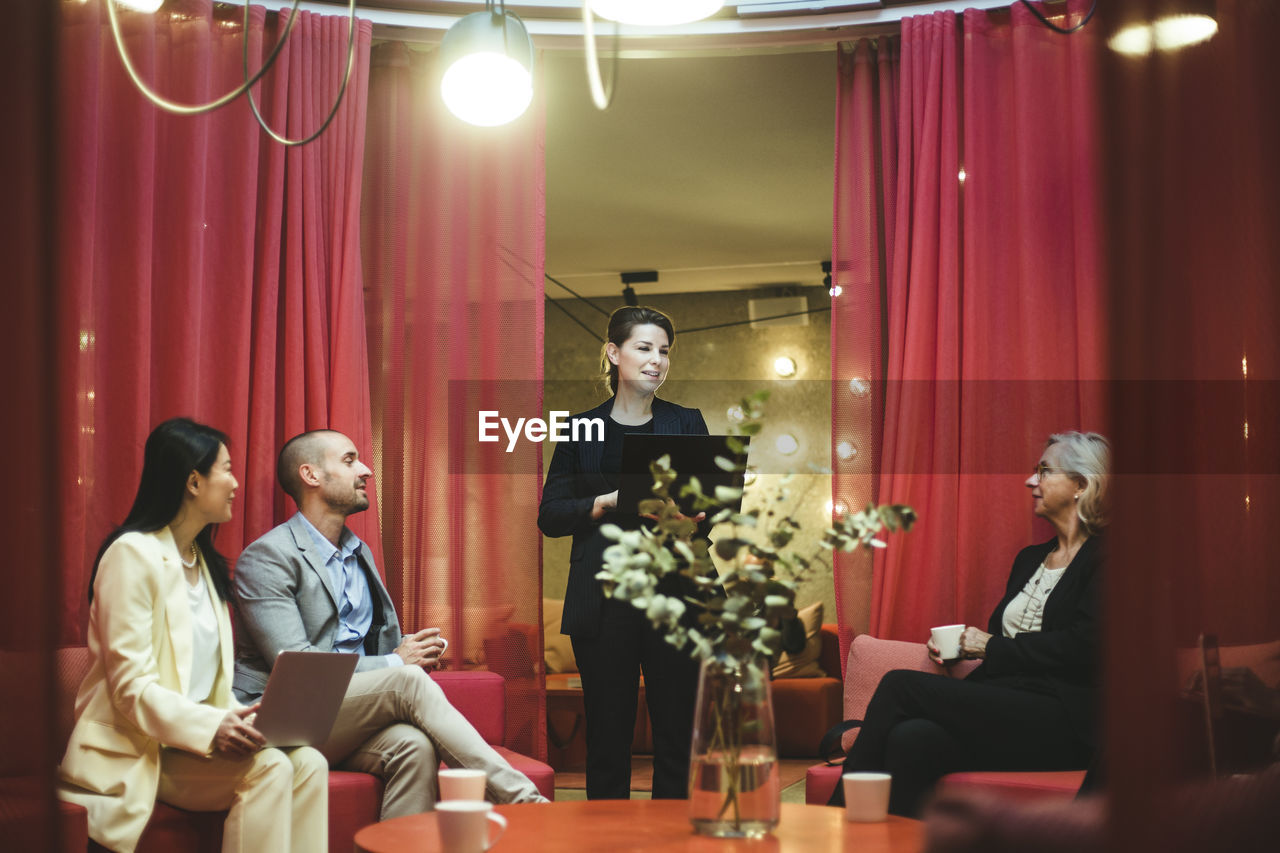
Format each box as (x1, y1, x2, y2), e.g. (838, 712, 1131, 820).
(966, 534, 1105, 748)
(538, 396, 709, 639)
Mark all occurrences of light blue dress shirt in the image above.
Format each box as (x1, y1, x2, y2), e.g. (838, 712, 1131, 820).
(297, 513, 401, 667)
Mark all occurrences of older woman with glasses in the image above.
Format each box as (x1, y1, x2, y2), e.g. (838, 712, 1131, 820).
(829, 431, 1110, 817)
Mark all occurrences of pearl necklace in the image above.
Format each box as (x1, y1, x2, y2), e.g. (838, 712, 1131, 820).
(180, 542, 199, 569)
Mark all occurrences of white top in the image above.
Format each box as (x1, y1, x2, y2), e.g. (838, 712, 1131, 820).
(1001, 561, 1068, 638)
(185, 570, 221, 703)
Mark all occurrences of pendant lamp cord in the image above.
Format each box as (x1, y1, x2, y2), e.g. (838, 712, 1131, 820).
(243, 0, 359, 147)
(106, 0, 302, 114)
(1018, 0, 1098, 35)
(106, 0, 357, 147)
(584, 2, 620, 110)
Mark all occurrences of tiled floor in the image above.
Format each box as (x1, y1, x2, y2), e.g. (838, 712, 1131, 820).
(553, 757, 815, 804)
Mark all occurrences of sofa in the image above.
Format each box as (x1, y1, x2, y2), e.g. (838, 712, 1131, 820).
(52, 646, 554, 852)
(805, 634, 1086, 805)
(544, 598, 844, 764)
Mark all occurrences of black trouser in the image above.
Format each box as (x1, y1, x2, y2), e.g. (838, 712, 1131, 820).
(571, 599, 700, 799)
(828, 669, 1091, 817)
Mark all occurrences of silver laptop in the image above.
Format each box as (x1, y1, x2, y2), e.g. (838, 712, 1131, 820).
(253, 651, 357, 748)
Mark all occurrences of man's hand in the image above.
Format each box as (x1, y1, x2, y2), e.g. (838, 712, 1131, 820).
(214, 704, 266, 757)
(394, 627, 448, 669)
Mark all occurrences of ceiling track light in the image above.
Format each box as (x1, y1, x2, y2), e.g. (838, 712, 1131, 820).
(440, 1, 535, 127)
(620, 270, 657, 306)
(105, 0, 358, 147)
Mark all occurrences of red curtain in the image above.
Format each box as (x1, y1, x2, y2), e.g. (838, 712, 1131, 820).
(832, 0, 1105, 646)
(1102, 0, 1280, 844)
(831, 36, 899, 648)
(362, 43, 547, 758)
(55, 0, 376, 642)
(1, 1, 60, 848)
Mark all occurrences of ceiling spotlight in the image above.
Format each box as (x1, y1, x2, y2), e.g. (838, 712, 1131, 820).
(836, 441, 858, 461)
(774, 356, 797, 378)
(775, 433, 799, 456)
(619, 270, 657, 306)
(440, 4, 534, 127)
(589, 1, 724, 26)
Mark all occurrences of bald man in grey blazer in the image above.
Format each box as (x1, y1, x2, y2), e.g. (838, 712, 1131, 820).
(233, 430, 545, 819)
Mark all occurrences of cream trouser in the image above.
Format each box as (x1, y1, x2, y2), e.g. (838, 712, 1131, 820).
(319, 666, 544, 818)
(157, 745, 327, 853)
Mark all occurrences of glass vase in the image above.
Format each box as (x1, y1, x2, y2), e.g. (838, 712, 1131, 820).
(687, 653, 780, 838)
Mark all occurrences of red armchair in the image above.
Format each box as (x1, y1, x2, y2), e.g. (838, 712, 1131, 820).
(53, 647, 553, 853)
(805, 634, 1085, 805)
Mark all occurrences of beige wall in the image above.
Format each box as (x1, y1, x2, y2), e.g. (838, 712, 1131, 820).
(541, 285, 842, 628)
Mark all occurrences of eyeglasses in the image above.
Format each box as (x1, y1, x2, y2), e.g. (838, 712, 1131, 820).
(1032, 464, 1068, 480)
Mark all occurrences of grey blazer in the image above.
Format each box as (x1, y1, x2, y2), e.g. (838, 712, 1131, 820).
(232, 512, 402, 701)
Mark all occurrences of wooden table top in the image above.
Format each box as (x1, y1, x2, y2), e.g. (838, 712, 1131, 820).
(354, 800, 924, 853)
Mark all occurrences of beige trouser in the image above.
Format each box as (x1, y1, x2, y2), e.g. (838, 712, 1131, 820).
(158, 745, 328, 853)
(320, 666, 544, 819)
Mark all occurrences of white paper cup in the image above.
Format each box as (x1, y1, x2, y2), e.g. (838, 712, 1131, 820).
(930, 624, 965, 661)
(842, 772, 892, 822)
(436, 801, 506, 853)
(439, 768, 487, 801)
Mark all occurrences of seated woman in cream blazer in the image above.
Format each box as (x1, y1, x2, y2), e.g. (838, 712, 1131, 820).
(58, 418, 327, 853)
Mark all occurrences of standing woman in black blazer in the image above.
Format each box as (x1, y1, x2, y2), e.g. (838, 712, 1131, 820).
(830, 431, 1110, 816)
(539, 306, 708, 800)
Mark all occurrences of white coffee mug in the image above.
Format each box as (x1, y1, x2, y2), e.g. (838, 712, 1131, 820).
(439, 768, 487, 801)
(842, 772, 892, 822)
(930, 623, 965, 661)
(436, 801, 506, 853)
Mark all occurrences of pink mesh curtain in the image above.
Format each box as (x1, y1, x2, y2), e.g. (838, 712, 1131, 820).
(362, 43, 547, 758)
(832, 0, 1106, 648)
(55, 0, 377, 641)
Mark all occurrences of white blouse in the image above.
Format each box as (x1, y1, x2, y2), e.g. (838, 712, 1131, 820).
(185, 570, 221, 703)
(1001, 561, 1068, 638)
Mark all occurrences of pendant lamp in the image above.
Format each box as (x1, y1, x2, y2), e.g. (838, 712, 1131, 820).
(588, 1, 724, 27)
(439, 4, 534, 127)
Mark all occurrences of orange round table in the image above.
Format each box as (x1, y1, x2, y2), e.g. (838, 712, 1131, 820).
(354, 800, 924, 852)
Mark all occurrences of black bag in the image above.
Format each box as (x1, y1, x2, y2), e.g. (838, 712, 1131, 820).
(818, 719, 863, 766)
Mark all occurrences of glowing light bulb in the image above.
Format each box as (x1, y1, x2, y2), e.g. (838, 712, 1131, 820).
(775, 433, 798, 456)
(1153, 14, 1217, 51)
(774, 356, 797, 378)
(441, 53, 533, 127)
